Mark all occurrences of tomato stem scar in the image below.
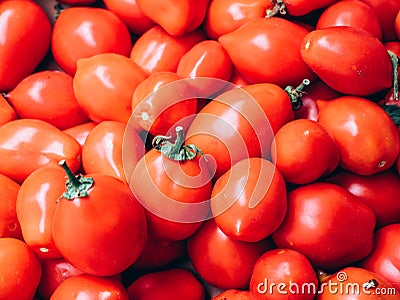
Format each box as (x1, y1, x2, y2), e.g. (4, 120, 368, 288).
(266, 0, 286, 17)
(58, 160, 94, 200)
(284, 79, 310, 110)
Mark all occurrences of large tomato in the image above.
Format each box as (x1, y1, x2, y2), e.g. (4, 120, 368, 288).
(0, 173, 21, 239)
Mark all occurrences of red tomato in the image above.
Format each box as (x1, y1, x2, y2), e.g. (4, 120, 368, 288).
(360, 224, 400, 291)
(396, 10, 400, 39)
(52, 6, 132, 75)
(219, 17, 315, 87)
(203, 0, 273, 39)
(316, 0, 382, 40)
(272, 182, 376, 270)
(212, 289, 253, 300)
(250, 249, 318, 300)
(317, 96, 399, 175)
(50, 274, 128, 300)
(187, 220, 273, 289)
(73, 53, 147, 123)
(0, 94, 17, 126)
(268, 0, 338, 16)
(136, 0, 210, 36)
(0, 0, 51, 92)
(130, 26, 206, 75)
(0, 174, 21, 239)
(211, 157, 287, 242)
(52, 162, 147, 276)
(0, 238, 42, 299)
(63, 122, 97, 148)
(103, 0, 155, 35)
(301, 27, 393, 96)
(272, 119, 340, 184)
(6, 70, 89, 129)
(0, 119, 81, 183)
(127, 268, 205, 300)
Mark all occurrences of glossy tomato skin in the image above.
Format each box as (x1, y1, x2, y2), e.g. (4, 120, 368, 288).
(211, 158, 287, 242)
(301, 27, 392, 96)
(50, 274, 129, 300)
(0, 238, 42, 300)
(272, 182, 376, 270)
(63, 122, 97, 148)
(280, 0, 338, 16)
(0, 174, 22, 239)
(0, 119, 81, 183)
(212, 289, 253, 300)
(52, 6, 132, 75)
(127, 268, 205, 300)
(360, 224, 400, 291)
(316, 0, 382, 40)
(73, 53, 147, 123)
(187, 220, 274, 290)
(0, 0, 51, 92)
(250, 249, 318, 300)
(219, 17, 315, 87)
(6, 70, 89, 129)
(130, 26, 206, 75)
(52, 174, 147, 276)
(317, 96, 399, 175)
(0, 94, 17, 126)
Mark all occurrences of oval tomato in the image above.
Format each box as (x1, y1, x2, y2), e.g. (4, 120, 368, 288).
(0, 173, 21, 239)
(52, 6, 132, 75)
(0, 0, 51, 92)
(0, 94, 17, 126)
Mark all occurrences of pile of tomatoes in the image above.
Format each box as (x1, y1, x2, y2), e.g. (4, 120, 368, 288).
(1, 0, 400, 299)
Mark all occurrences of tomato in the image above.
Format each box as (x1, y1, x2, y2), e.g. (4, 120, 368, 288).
(52, 161, 147, 276)
(396, 10, 400, 40)
(0, 238, 42, 299)
(130, 26, 206, 75)
(127, 268, 205, 300)
(0, 174, 21, 239)
(188, 220, 273, 289)
(249, 249, 318, 300)
(212, 289, 252, 300)
(272, 119, 340, 184)
(268, 0, 338, 16)
(82, 121, 145, 183)
(211, 157, 287, 242)
(73, 53, 147, 123)
(52, 6, 132, 75)
(301, 27, 393, 96)
(203, 0, 273, 39)
(56, 0, 96, 4)
(219, 17, 315, 87)
(0, 94, 16, 126)
(0, 119, 81, 183)
(103, 0, 155, 35)
(0, 0, 51, 92)
(129, 126, 213, 241)
(63, 122, 97, 148)
(316, 0, 382, 40)
(272, 182, 376, 270)
(50, 274, 129, 300)
(317, 96, 399, 175)
(317, 267, 400, 300)
(131, 72, 198, 136)
(6, 70, 89, 129)
(360, 224, 400, 291)
(136, 0, 210, 36)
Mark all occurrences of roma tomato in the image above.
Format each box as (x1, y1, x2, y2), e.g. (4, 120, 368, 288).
(73, 53, 147, 123)
(136, 0, 210, 36)
(50, 274, 128, 300)
(316, 0, 382, 40)
(52, 161, 147, 276)
(52, 6, 132, 75)
(301, 27, 393, 96)
(102, 0, 155, 35)
(317, 96, 399, 175)
(0, 94, 16, 126)
(127, 268, 205, 300)
(0, 0, 51, 92)
(130, 26, 206, 75)
(0, 174, 21, 239)
(63, 122, 97, 148)
(272, 182, 376, 270)
(219, 17, 315, 87)
(212, 289, 252, 300)
(6, 70, 89, 129)
(0, 119, 81, 183)
(188, 220, 273, 290)
(0, 238, 42, 300)
(211, 157, 287, 242)
(272, 119, 340, 184)
(360, 224, 400, 291)
(249, 249, 318, 300)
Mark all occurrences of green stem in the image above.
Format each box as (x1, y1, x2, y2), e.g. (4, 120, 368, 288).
(388, 51, 399, 101)
(58, 160, 94, 200)
(284, 79, 311, 111)
(54, 3, 64, 19)
(266, 0, 287, 17)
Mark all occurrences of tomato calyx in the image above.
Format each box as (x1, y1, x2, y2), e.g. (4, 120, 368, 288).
(388, 51, 399, 101)
(284, 79, 311, 110)
(152, 126, 205, 161)
(266, 0, 287, 17)
(58, 160, 94, 200)
(54, 3, 65, 19)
